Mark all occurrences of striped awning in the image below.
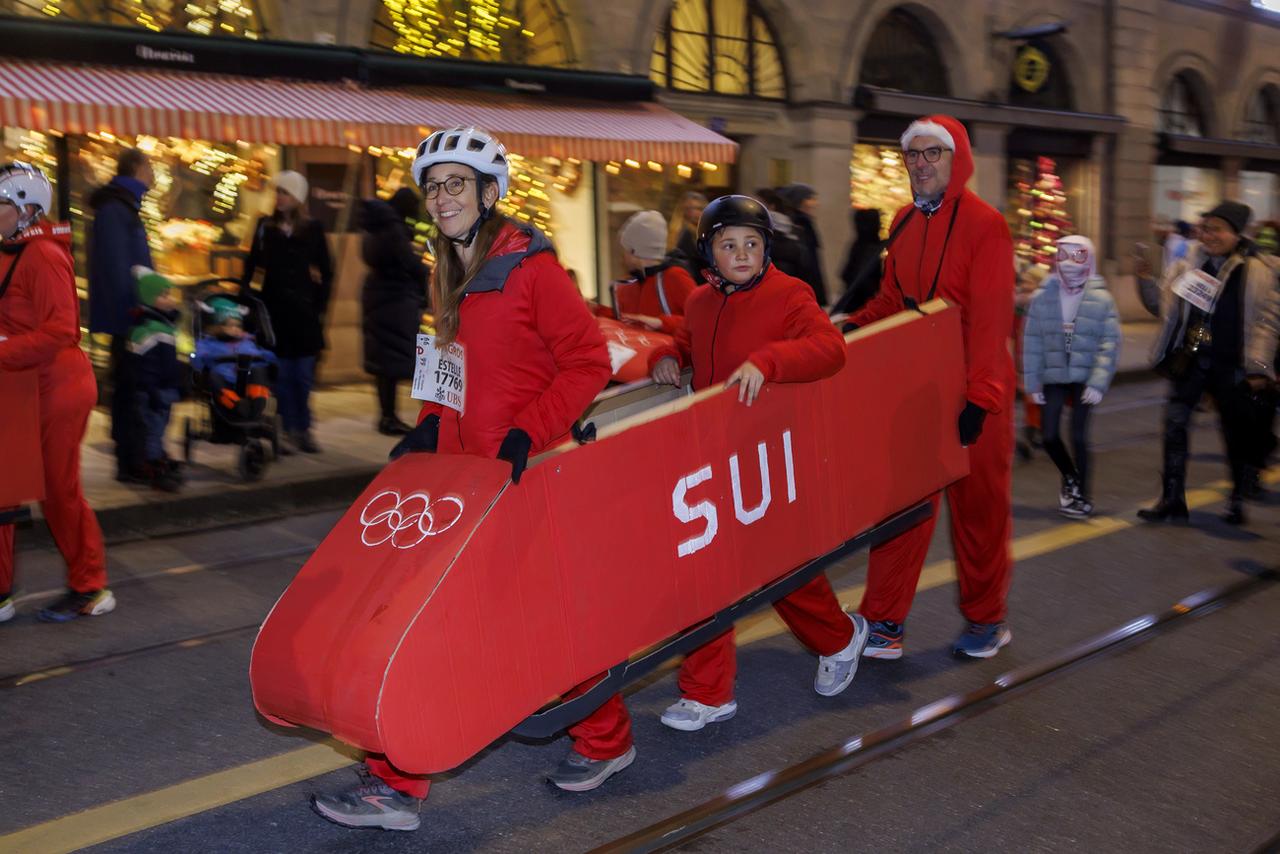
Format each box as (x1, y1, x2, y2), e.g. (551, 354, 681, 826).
(0, 60, 737, 163)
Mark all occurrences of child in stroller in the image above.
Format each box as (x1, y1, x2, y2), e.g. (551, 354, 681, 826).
(184, 287, 281, 481)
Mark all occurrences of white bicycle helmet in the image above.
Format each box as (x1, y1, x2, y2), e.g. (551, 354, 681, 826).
(0, 162, 52, 231)
(411, 126, 510, 200)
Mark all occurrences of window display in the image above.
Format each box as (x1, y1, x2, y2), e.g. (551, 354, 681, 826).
(850, 143, 910, 239)
(1008, 156, 1076, 270)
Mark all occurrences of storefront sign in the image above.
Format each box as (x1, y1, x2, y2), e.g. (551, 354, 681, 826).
(135, 45, 196, 65)
(1014, 45, 1051, 94)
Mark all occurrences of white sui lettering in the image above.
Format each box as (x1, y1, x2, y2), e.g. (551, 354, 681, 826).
(672, 430, 797, 558)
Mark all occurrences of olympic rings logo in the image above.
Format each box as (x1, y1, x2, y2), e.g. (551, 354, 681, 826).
(359, 489, 465, 549)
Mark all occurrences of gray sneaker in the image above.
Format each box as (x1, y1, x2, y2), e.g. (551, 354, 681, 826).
(814, 613, 870, 697)
(547, 745, 636, 792)
(311, 773, 422, 831)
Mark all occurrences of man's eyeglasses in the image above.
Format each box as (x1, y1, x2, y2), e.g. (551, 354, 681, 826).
(904, 147, 947, 165)
(421, 176, 475, 200)
(1057, 246, 1089, 263)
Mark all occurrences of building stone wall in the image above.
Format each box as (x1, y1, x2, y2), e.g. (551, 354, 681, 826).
(284, 1, 1280, 315)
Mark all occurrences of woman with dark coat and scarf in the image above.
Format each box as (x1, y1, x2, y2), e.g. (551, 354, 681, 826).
(777, 183, 829, 306)
(832, 208, 885, 316)
(360, 187, 428, 435)
(241, 170, 333, 454)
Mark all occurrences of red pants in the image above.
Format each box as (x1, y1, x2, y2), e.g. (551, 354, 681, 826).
(0, 354, 106, 595)
(678, 575, 854, 706)
(859, 408, 1014, 626)
(367, 673, 634, 799)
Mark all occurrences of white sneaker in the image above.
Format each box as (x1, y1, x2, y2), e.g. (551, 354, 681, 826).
(814, 613, 870, 697)
(0, 596, 14, 623)
(659, 698, 738, 732)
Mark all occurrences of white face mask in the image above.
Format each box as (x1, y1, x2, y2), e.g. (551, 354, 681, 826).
(1057, 259, 1090, 291)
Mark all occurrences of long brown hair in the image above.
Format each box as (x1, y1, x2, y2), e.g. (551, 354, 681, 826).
(430, 211, 508, 345)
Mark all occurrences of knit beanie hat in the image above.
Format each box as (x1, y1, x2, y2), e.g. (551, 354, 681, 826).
(206, 295, 245, 326)
(619, 210, 668, 261)
(274, 170, 309, 204)
(133, 266, 174, 307)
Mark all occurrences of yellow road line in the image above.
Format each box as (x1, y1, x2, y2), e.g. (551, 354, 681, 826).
(0, 743, 357, 854)
(0, 474, 1254, 853)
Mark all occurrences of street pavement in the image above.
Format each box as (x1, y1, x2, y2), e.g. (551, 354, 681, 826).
(2, 376, 1278, 853)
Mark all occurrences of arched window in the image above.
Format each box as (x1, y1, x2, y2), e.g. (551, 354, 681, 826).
(371, 0, 576, 67)
(650, 0, 787, 99)
(2, 0, 265, 38)
(1159, 72, 1210, 137)
(858, 8, 949, 97)
(1243, 85, 1280, 144)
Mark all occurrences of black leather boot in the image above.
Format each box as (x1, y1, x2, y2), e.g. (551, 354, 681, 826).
(1137, 474, 1189, 523)
(1222, 494, 1246, 525)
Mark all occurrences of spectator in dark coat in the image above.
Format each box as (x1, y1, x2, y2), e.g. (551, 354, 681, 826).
(360, 187, 428, 436)
(87, 147, 154, 483)
(668, 190, 707, 280)
(241, 170, 333, 454)
(778, 183, 829, 306)
(757, 188, 806, 282)
(833, 208, 884, 316)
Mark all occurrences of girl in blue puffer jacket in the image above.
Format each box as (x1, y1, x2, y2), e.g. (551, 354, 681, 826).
(1023, 236, 1121, 517)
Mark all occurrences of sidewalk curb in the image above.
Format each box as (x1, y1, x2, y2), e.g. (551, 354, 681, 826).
(21, 467, 380, 548)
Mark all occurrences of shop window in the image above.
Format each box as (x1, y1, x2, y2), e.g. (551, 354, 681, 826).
(857, 8, 949, 97)
(602, 157, 728, 280)
(650, 0, 787, 99)
(1159, 72, 1210, 137)
(2, 0, 266, 38)
(1243, 86, 1280, 145)
(1007, 156, 1080, 271)
(1007, 39, 1073, 112)
(1152, 164, 1222, 224)
(371, 0, 577, 67)
(1240, 170, 1277, 224)
(850, 143, 910, 239)
(68, 134, 280, 282)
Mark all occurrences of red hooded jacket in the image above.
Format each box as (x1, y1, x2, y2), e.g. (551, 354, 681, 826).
(0, 221, 93, 387)
(849, 116, 1015, 413)
(652, 264, 846, 390)
(419, 221, 611, 457)
(594, 264, 696, 335)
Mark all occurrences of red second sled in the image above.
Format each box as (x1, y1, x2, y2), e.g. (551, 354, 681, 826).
(250, 303, 969, 774)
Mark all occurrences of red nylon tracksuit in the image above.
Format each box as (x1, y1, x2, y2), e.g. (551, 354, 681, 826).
(0, 222, 107, 597)
(651, 264, 853, 706)
(595, 263, 697, 335)
(849, 115, 1016, 627)
(368, 221, 628, 798)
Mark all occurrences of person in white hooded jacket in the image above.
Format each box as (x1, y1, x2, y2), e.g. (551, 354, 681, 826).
(1022, 236, 1121, 516)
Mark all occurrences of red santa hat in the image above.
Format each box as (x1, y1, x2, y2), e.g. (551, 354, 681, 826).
(900, 119, 956, 152)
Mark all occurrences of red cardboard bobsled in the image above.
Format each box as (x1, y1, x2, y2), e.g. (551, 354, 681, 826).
(0, 370, 44, 508)
(596, 317, 675, 383)
(250, 303, 969, 774)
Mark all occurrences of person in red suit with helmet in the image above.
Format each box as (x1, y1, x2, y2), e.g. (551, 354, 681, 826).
(311, 127, 628, 834)
(648, 195, 870, 733)
(844, 115, 1017, 660)
(0, 162, 113, 624)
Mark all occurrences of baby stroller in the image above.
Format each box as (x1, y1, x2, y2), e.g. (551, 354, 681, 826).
(183, 279, 281, 481)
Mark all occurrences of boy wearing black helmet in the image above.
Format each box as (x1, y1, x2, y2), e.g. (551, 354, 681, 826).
(649, 194, 869, 732)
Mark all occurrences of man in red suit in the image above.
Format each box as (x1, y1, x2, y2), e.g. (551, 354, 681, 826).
(845, 115, 1016, 659)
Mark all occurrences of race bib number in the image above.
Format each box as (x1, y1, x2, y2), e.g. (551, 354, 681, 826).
(1063, 321, 1075, 353)
(1172, 269, 1223, 313)
(412, 333, 466, 414)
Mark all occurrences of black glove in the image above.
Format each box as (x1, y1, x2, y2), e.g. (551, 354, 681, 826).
(389, 414, 440, 461)
(497, 428, 533, 484)
(958, 402, 987, 447)
(570, 421, 597, 444)
(841, 321, 859, 334)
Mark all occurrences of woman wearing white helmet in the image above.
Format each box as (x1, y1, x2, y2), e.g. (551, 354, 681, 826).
(0, 163, 112, 624)
(310, 128, 627, 833)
